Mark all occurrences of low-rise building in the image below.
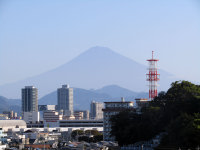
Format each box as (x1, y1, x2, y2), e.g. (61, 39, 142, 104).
(135, 98, 150, 113)
(43, 111, 63, 127)
(74, 111, 84, 120)
(59, 119, 103, 128)
(0, 120, 27, 131)
(74, 110, 90, 120)
(23, 111, 40, 123)
(0, 114, 8, 120)
(135, 98, 149, 108)
(38, 105, 56, 111)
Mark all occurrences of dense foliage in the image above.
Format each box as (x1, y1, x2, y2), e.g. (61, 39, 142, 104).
(71, 129, 103, 142)
(110, 81, 200, 148)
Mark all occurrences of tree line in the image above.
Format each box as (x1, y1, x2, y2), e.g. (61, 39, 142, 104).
(110, 81, 200, 148)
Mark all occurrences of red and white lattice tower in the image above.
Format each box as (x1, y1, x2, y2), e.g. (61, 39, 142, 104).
(146, 51, 160, 100)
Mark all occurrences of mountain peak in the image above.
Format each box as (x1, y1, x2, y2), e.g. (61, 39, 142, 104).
(0, 46, 175, 98)
(75, 46, 120, 60)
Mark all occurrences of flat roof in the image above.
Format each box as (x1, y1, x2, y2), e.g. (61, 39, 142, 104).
(104, 101, 133, 103)
(135, 98, 148, 100)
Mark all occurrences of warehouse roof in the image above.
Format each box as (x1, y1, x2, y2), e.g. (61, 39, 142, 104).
(0, 120, 26, 127)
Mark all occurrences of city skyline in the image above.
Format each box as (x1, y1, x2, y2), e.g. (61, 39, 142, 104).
(0, 0, 200, 86)
(1, 1, 199, 148)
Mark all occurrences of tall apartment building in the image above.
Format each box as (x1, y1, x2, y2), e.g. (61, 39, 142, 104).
(57, 84, 73, 116)
(90, 101, 104, 119)
(102, 99, 135, 141)
(22, 86, 38, 113)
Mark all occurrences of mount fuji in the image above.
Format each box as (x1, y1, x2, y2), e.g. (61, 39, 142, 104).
(0, 46, 175, 98)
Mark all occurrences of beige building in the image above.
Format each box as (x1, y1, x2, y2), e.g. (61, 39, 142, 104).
(90, 101, 104, 119)
(0, 120, 26, 131)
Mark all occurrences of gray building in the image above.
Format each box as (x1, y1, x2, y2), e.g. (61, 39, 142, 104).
(102, 99, 135, 141)
(38, 105, 56, 111)
(22, 86, 38, 113)
(57, 84, 73, 116)
(90, 101, 103, 120)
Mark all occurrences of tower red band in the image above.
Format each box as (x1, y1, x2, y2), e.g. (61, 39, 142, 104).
(146, 51, 160, 100)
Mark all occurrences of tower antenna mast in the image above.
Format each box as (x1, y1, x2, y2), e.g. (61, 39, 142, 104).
(146, 51, 160, 100)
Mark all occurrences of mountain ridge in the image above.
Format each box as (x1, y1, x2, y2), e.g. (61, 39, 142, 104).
(39, 84, 148, 110)
(0, 46, 175, 98)
(0, 84, 148, 111)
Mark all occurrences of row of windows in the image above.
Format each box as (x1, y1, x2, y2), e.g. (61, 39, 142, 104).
(60, 121, 103, 124)
(60, 125, 103, 127)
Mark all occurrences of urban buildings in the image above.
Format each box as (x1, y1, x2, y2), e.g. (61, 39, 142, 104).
(135, 98, 149, 108)
(74, 111, 84, 120)
(0, 120, 27, 131)
(38, 105, 56, 111)
(74, 110, 90, 120)
(3, 111, 18, 119)
(59, 119, 103, 128)
(23, 111, 40, 123)
(57, 84, 73, 116)
(22, 86, 38, 113)
(90, 101, 103, 120)
(43, 110, 63, 127)
(102, 98, 135, 141)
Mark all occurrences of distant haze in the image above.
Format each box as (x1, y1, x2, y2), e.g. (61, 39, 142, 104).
(0, 84, 148, 111)
(0, 46, 176, 98)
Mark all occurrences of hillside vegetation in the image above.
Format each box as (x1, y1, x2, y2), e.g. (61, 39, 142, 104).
(110, 81, 200, 148)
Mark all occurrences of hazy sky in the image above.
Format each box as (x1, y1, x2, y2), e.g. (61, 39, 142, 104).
(0, 0, 200, 86)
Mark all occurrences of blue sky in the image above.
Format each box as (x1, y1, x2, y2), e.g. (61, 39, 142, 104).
(0, 0, 200, 85)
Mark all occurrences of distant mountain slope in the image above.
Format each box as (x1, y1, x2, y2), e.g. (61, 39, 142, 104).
(0, 96, 21, 113)
(39, 85, 148, 110)
(0, 46, 175, 98)
(39, 87, 111, 110)
(0, 85, 148, 111)
(95, 85, 138, 98)
(0, 96, 10, 112)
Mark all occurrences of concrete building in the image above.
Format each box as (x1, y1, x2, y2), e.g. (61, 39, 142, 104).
(22, 86, 38, 113)
(102, 99, 135, 141)
(43, 111, 63, 127)
(0, 114, 8, 120)
(38, 105, 56, 111)
(135, 98, 149, 108)
(73, 110, 90, 120)
(74, 111, 84, 120)
(38, 105, 57, 121)
(90, 101, 103, 119)
(59, 119, 103, 128)
(83, 110, 90, 120)
(0, 120, 26, 131)
(3, 111, 18, 119)
(23, 111, 40, 123)
(57, 84, 73, 116)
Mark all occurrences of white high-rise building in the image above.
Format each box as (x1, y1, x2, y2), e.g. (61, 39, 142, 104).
(57, 84, 73, 116)
(90, 101, 103, 120)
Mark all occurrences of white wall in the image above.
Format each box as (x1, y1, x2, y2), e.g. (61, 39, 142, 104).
(23, 112, 40, 123)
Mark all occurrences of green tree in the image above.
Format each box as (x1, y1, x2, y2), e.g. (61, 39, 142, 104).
(85, 130, 101, 136)
(110, 81, 200, 147)
(71, 130, 84, 140)
(161, 113, 200, 148)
